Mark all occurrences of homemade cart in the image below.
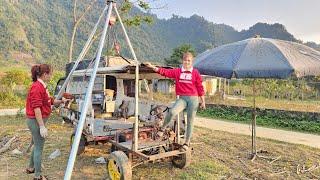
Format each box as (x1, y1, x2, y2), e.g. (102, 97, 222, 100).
(55, 1, 192, 179)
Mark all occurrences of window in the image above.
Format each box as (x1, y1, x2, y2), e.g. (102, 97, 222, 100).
(123, 79, 135, 97)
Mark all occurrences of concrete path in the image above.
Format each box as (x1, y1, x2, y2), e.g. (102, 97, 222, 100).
(0, 108, 25, 116)
(195, 116, 320, 149)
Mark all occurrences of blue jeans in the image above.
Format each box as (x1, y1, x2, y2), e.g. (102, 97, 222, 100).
(163, 96, 199, 145)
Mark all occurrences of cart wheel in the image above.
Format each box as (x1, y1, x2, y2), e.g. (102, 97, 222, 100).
(107, 151, 132, 180)
(70, 133, 86, 155)
(172, 149, 191, 169)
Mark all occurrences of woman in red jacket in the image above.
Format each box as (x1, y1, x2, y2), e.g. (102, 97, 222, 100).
(25, 64, 66, 180)
(146, 52, 206, 151)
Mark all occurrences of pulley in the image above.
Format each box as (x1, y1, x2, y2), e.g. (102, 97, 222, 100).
(109, 15, 117, 26)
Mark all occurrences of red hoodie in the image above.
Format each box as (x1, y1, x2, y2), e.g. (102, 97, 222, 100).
(26, 80, 54, 119)
(157, 67, 205, 96)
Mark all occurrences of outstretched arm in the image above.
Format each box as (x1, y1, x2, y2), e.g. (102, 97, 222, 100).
(144, 62, 177, 79)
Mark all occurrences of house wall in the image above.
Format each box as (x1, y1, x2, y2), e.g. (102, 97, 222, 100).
(202, 78, 218, 95)
(153, 78, 219, 95)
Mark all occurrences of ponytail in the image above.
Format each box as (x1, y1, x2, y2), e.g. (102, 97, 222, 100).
(31, 65, 40, 82)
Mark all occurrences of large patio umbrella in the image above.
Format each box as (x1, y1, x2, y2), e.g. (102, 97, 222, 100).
(194, 37, 320, 158)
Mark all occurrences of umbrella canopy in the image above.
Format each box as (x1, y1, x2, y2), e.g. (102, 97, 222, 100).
(194, 37, 320, 79)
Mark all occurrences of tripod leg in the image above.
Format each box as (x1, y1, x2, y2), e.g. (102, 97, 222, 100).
(114, 5, 141, 151)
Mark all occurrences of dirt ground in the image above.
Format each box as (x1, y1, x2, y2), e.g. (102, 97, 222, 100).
(1, 114, 320, 180)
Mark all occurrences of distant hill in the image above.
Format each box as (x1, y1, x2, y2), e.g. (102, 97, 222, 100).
(0, 0, 319, 70)
(239, 23, 298, 41)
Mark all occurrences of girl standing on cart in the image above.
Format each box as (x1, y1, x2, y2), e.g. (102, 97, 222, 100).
(145, 52, 206, 151)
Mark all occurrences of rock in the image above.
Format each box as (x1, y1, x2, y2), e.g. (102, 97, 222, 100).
(11, 149, 22, 155)
(95, 157, 106, 164)
(48, 149, 61, 160)
(0, 137, 10, 147)
(0, 136, 16, 154)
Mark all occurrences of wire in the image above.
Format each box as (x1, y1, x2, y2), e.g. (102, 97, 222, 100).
(119, 54, 132, 64)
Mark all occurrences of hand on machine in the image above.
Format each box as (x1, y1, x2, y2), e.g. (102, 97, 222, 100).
(61, 93, 75, 108)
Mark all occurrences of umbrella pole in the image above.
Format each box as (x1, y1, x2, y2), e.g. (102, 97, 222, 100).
(251, 79, 257, 160)
(251, 79, 276, 161)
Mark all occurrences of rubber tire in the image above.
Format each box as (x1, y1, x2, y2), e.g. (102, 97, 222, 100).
(70, 133, 86, 155)
(107, 151, 132, 180)
(172, 149, 191, 169)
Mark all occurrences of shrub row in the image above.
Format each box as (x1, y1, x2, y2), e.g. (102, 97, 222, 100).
(198, 104, 320, 134)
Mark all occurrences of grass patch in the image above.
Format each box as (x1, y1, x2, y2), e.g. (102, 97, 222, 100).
(178, 161, 229, 180)
(207, 95, 320, 113)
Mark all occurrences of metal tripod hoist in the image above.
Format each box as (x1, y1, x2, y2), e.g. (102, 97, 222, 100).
(57, 1, 140, 179)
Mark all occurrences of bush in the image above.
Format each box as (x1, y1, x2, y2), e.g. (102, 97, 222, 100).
(0, 69, 31, 88)
(0, 69, 64, 108)
(0, 87, 25, 108)
(47, 71, 64, 95)
(0, 69, 30, 108)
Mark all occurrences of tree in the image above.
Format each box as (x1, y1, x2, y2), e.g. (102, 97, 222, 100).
(69, 0, 97, 63)
(164, 44, 196, 67)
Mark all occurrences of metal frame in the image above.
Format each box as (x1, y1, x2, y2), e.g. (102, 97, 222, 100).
(64, 2, 113, 179)
(61, 1, 185, 179)
(113, 1, 140, 152)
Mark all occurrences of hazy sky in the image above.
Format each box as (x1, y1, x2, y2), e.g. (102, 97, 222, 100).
(150, 0, 320, 43)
